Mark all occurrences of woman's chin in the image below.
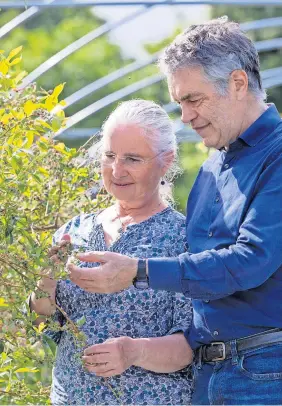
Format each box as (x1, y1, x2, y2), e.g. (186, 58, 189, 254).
(110, 184, 135, 200)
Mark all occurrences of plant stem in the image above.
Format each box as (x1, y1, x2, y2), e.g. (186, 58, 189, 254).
(103, 378, 123, 403)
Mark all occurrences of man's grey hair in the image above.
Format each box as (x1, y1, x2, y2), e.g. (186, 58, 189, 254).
(158, 16, 266, 101)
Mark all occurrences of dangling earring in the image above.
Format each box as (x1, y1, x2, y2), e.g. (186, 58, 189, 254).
(161, 178, 165, 185)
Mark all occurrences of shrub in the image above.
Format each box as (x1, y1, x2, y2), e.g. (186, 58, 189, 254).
(0, 47, 108, 404)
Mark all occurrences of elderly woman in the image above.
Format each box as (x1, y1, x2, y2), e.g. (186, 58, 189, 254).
(30, 99, 193, 405)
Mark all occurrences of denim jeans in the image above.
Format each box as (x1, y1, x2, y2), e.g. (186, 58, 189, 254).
(192, 340, 282, 405)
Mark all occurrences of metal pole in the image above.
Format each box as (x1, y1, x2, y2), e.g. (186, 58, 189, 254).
(20, 0, 175, 87)
(240, 17, 282, 32)
(59, 18, 282, 110)
(55, 73, 164, 136)
(1, 1, 282, 7)
(62, 53, 159, 110)
(20, 9, 149, 87)
(0, 8, 39, 39)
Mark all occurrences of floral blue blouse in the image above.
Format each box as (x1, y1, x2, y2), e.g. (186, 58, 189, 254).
(47, 207, 193, 405)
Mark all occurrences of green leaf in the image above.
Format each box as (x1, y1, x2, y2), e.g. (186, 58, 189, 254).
(0, 60, 9, 75)
(0, 298, 8, 307)
(0, 341, 4, 353)
(24, 100, 39, 116)
(9, 56, 22, 67)
(51, 116, 62, 132)
(52, 83, 65, 99)
(1, 353, 9, 363)
(25, 131, 34, 148)
(38, 167, 49, 177)
(38, 322, 46, 333)
(31, 173, 42, 183)
(42, 334, 57, 357)
(76, 315, 86, 327)
(15, 367, 39, 373)
(14, 70, 27, 84)
(7, 46, 23, 62)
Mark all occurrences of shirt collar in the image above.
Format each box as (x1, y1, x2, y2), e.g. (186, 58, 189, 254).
(238, 104, 281, 147)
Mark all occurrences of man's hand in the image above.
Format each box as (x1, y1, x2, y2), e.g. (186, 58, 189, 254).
(67, 251, 138, 293)
(82, 337, 141, 377)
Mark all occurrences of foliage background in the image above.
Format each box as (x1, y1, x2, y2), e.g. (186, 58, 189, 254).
(0, 4, 281, 404)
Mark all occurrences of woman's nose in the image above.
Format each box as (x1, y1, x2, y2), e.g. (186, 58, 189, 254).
(112, 159, 128, 177)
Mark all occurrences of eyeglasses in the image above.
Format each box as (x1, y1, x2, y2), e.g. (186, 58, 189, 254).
(101, 151, 162, 171)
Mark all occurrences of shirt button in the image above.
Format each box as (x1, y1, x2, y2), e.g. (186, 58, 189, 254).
(215, 196, 220, 203)
(224, 163, 229, 169)
(208, 231, 213, 237)
(213, 330, 219, 336)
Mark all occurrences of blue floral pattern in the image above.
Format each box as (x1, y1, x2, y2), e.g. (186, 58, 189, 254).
(47, 207, 193, 405)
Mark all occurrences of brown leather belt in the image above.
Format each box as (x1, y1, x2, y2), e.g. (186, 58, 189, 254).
(195, 328, 282, 363)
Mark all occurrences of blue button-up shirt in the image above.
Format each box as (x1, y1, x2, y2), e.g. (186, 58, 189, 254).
(148, 104, 282, 349)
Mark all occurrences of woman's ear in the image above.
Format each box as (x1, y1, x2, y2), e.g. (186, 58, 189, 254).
(161, 151, 175, 177)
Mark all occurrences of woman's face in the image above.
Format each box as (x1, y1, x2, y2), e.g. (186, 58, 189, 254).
(101, 123, 165, 206)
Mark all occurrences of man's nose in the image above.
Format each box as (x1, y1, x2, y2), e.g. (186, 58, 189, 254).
(181, 105, 198, 124)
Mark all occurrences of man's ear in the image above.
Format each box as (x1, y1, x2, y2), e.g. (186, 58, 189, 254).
(230, 69, 248, 101)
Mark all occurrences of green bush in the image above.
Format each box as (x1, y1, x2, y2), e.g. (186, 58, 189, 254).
(0, 47, 109, 404)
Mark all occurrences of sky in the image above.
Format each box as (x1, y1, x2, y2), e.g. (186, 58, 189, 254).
(92, 1, 210, 59)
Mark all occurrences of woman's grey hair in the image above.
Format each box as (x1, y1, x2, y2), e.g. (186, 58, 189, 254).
(158, 16, 266, 101)
(90, 99, 181, 203)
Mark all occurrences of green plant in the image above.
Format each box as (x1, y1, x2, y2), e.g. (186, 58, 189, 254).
(0, 46, 110, 404)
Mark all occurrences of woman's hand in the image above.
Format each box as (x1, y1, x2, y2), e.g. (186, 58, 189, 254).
(30, 234, 71, 316)
(82, 336, 140, 377)
(83, 333, 193, 376)
(48, 234, 72, 265)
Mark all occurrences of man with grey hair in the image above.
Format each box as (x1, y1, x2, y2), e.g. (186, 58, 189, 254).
(68, 17, 282, 404)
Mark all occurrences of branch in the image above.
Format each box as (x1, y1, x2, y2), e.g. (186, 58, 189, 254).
(0, 390, 17, 397)
(0, 279, 21, 288)
(32, 224, 57, 231)
(2, 115, 29, 138)
(54, 174, 64, 229)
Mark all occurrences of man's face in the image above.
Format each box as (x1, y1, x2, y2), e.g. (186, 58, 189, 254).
(168, 66, 241, 149)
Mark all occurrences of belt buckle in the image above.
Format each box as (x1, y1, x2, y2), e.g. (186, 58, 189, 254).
(211, 342, 226, 361)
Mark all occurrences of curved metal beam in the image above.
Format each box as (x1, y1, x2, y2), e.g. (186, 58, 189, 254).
(241, 17, 282, 32)
(20, 8, 152, 88)
(61, 18, 282, 109)
(255, 37, 282, 52)
(56, 63, 282, 136)
(1, 1, 282, 7)
(55, 73, 164, 136)
(261, 67, 282, 80)
(264, 76, 282, 89)
(158, 66, 282, 115)
(0, 0, 57, 39)
(0, 7, 38, 38)
(62, 53, 159, 110)
(20, 0, 175, 88)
